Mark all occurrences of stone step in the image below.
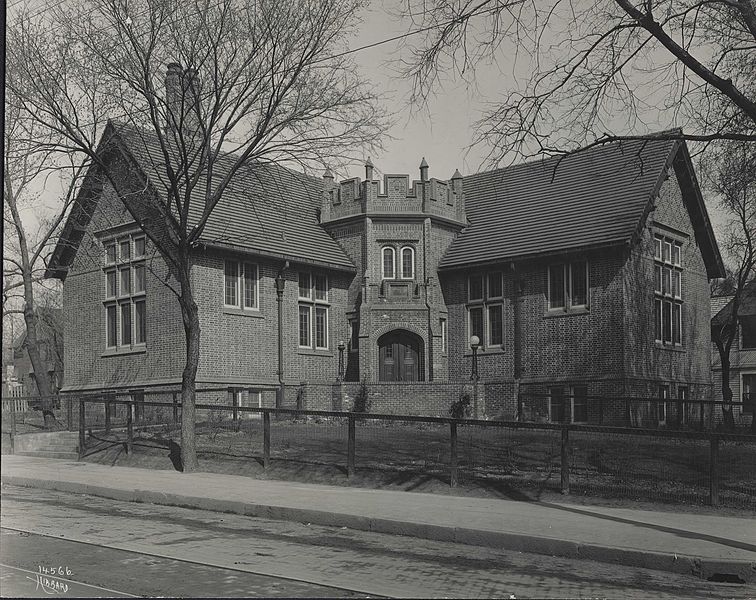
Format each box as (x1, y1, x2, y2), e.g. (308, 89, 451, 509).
(15, 450, 79, 460)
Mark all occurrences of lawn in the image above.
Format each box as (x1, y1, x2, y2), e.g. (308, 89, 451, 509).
(80, 416, 756, 511)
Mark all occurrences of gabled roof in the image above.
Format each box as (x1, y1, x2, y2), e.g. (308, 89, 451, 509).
(49, 122, 355, 279)
(439, 136, 725, 278)
(711, 281, 756, 326)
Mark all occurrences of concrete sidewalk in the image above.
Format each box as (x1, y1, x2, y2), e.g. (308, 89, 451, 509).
(2, 455, 755, 583)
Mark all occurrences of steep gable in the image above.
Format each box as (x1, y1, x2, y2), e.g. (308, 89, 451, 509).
(439, 136, 724, 278)
(48, 122, 356, 279)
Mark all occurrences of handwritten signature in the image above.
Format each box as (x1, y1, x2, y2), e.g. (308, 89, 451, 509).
(25, 566, 72, 595)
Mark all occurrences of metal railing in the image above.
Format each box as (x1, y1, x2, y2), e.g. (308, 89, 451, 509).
(517, 393, 754, 430)
(59, 394, 756, 510)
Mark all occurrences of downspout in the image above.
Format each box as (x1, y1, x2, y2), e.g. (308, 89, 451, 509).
(512, 262, 523, 418)
(275, 261, 289, 408)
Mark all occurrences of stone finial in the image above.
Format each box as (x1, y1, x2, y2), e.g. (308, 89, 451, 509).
(323, 167, 334, 180)
(451, 168, 463, 194)
(365, 157, 374, 181)
(420, 157, 429, 181)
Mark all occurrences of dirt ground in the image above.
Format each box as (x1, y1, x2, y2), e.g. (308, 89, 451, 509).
(80, 418, 756, 514)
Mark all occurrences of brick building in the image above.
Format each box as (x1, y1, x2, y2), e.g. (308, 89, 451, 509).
(47, 116, 724, 423)
(711, 282, 756, 426)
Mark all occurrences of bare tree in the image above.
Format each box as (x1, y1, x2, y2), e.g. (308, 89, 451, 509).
(8, 0, 386, 471)
(709, 141, 756, 431)
(3, 77, 81, 421)
(396, 0, 756, 163)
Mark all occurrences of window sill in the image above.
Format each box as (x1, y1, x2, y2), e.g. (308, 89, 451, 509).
(223, 307, 264, 318)
(544, 307, 590, 318)
(464, 346, 505, 356)
(102, 345, 147, 357)
(655, 342, 685, 352)
(297, 348, 334, 357)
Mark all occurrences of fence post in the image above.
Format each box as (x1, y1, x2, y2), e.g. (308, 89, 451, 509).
(347, 414, 356, 479)
(709, 434, 719, 506)
(560, 426, 570, 495)
(78, 398, 85, 460)
(126, 402, 134, 455)
(449, 421, 458, 488)
(172, 392, 178, 424)
(263, 411, 271, 469)
(10, 404, 17, 454)
(104, 398, 111, 433)
(67, 396, 73, 431)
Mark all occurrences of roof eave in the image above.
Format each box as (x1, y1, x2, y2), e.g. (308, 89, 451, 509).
(438, 238, 628, 271)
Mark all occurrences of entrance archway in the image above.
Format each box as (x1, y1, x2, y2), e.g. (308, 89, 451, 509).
(377, 330, 424, 381)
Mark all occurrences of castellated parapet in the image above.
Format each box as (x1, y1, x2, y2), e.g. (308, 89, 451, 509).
(320, 160, 466, 225)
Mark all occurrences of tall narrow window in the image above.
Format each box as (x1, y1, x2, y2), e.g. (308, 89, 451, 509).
(224, 261, 239, 306)
(467, 272, 503, 348)
(548, 265, 565, 309)
(571, 385, 588, 423)
(103, 233, 147, 350)
(487, 272, 503, 299)
(440, 318, 447, 353)
(488, 304, 503, 346)
(549, 387, 566, 423)
(469, 306, 484, 341)
(298, 306, 311, 347)
(658, 385, 669, 424)
(298, 271, 329, 350)
(570, 261, 588, 306)
(382, 247, 395, 279)
(106, 305, 118, 348)
(654, 235, 683, 346)
(468, 275, 484, 302)
(400, 247, 415, 279)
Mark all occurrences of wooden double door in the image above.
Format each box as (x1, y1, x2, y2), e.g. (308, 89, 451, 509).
(378, 330, 423, 381)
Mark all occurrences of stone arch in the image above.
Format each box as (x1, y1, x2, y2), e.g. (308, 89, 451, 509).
(377, 328, 425, 382)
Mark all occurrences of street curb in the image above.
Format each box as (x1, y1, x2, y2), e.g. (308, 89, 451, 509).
(3, 474, 754, 583)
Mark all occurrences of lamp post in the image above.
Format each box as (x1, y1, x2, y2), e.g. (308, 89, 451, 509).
(337, 340, 346, 381)
(469, 335, 480, 381)
(275, 270, 286, 408)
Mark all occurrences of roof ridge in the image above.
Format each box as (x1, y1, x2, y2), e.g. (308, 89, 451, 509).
(466, 132, 679, 179)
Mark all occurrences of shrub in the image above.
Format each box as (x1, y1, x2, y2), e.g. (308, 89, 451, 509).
(351, 380, 371, 413)
(449, 392, 472, 419)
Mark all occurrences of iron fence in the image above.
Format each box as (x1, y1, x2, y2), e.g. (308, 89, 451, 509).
(517, 393, 755, 432)
(4, 392, 755, 509)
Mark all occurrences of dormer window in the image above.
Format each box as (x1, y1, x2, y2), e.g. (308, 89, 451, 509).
(400, 246, 415, 279)
(382, 247, 395, 279)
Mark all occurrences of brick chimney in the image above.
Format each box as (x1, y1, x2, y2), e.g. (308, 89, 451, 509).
(165, 63, 200, 139)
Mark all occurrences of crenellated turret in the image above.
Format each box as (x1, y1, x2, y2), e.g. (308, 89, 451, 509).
(321, 159, 466, 226)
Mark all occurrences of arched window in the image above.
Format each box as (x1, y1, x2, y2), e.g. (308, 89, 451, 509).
(382, 247, 395, 279)
(400, 246, 415, 279)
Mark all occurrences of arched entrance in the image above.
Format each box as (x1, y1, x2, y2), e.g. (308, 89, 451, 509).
(378, 330, 424, 381)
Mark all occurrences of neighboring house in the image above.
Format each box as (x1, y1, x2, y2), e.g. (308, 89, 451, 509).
(45, 67, 725, 424)
(8, 308, 65, 396)
(711, 281, 756, 425)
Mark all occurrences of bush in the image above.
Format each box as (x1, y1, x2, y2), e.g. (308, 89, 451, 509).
(351, 380, 371, 413)
(449, 392, 472, 420)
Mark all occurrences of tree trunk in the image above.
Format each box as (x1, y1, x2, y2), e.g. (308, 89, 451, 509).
(719, 353, 736, 432)
(6, 187, 56, 425)
(176, 262, 200, 473)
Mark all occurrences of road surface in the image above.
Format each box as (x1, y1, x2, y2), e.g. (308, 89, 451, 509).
(1, 484, 753, 598)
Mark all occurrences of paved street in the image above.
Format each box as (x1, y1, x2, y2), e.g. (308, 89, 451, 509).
(1, 485, 754, 598)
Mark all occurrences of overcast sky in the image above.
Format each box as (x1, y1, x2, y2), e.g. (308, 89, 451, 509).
(9, 0, 729, 245)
